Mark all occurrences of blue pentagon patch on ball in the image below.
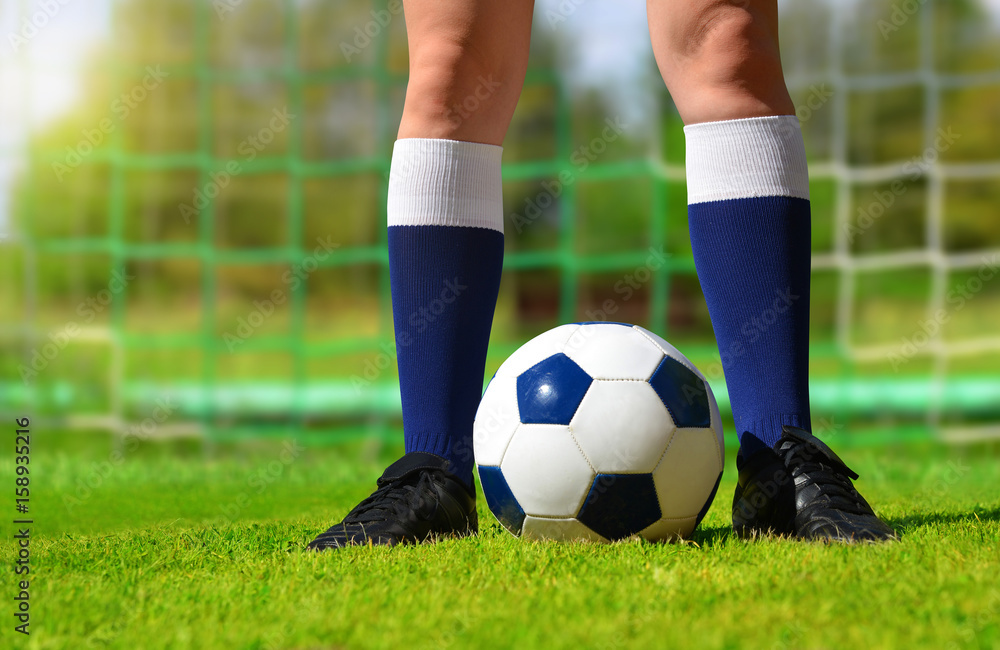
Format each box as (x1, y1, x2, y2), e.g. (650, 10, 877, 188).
(516, 353, 593, 425)
(648, 356, 711, 428)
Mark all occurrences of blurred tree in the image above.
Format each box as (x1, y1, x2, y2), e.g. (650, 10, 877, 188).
(11, 0, 1000, 304)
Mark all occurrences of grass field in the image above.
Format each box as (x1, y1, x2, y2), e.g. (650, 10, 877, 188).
(4, 432, 1000, 650)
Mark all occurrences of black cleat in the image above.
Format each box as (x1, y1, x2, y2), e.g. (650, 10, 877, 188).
(732, 425, 897, 543)
(307, 451, 477, 550)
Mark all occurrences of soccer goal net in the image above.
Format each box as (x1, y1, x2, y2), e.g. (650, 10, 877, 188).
(1, 0, 998, 445)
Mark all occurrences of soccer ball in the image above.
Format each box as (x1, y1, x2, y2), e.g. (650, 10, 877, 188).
(473, 322, 724, 542)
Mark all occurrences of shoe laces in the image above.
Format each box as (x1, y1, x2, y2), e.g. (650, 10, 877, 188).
(343, 470, 438, 524)
(779, 438, 871, 516)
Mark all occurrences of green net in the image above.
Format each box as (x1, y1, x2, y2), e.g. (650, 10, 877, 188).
(3, 0, 1000, 446)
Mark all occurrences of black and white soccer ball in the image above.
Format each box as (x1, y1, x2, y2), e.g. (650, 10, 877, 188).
(473, 322, 724, 542)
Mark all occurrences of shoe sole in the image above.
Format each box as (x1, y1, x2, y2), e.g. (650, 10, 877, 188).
(308, 524, 478, 551)
(731, 523, 898, 544)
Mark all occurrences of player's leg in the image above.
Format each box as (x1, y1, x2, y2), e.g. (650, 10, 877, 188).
(648, 0, 894, 541)
(309, 0, 534, 550)
(650, 0, 805, 460)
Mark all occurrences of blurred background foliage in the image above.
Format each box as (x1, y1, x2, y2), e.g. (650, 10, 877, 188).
(3, 0, 1000, 436)
(12, 0, 1000, 304)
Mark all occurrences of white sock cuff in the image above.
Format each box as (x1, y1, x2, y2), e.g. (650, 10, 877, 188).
(684, 115, 809, 205)
(387, 138, 504, 233)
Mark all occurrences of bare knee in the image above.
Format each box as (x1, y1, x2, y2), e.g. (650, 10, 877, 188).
(399, 39, 526, 144)
(651, 1, 793, 124)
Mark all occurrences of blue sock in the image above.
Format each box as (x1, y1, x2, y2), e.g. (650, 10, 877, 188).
(684, 116, 812, 458)
(387, 139, 505, 487)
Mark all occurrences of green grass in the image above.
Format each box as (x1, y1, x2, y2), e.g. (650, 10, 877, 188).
(3, 433, 999, 649)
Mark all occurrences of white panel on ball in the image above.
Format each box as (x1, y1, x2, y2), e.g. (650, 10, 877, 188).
(633, 325, 709, 381)
(570, 380, 675, 474)
(563, 324, 665, 380)
(639, 517, 699, 542)
(473, 374, 521, 467)
(652, 428, 724, 519)
(521, 516, 609, 543)
(501, 423, 595, 517)
(708, 393, 724, 452)
(493, 324, 580, 379)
